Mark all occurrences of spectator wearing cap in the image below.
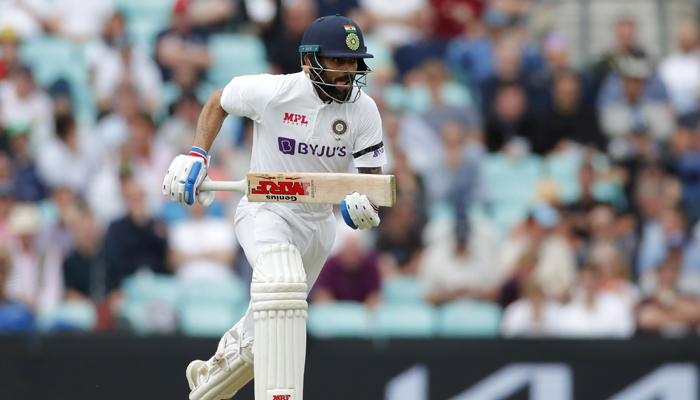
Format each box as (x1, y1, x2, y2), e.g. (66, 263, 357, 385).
(500, 203, 577, 300)
(155, 0, 211, 83)
(313, 228, 382, 308)
(5, 203, 64, 312)
(658, 19, 700, 117)
(85, 12, 163, 116)
(551, 265, 635, 338)
(0, 65, 54, 150)
(0, 28, 21, 82)
(37, 114, 101, 195)
(419, 218, 499, 306)
(0, 244, 34, 333)
(636, 257, 700, 337)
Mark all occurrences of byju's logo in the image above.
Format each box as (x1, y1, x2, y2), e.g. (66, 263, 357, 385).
(283, 113, 309, 126)
(278, 137, 296, 155)
(278, 137, 347, 158)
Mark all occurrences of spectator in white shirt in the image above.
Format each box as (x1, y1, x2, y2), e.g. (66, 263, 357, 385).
(37, 114, 101, 194)
(167, 200, 237, 283)
(0, 65, 53, 153)
(659, 19, 700, 117)
(46, 0, 115, 42)
(501, 278, 561, 338)
(86, 12, 163, 116)
(552, 266, 636, 338)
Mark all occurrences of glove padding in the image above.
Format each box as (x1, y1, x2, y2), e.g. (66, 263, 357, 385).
(162, 152, 214, 206)
(341, 192, 380, 230)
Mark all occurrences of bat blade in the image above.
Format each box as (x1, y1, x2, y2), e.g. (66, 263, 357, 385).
(246, 172, 396, 207)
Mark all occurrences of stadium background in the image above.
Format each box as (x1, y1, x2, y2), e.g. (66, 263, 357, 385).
(1, 0, 700, 398)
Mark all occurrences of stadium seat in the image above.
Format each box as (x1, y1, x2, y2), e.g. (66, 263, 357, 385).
(179, 303, 239, 338)
(178, 276, 248, 310)
(437, 300, 502, 337)
(207, 33, 269, 88)
(121, 273, 179, 307)
(372, 303, 437, 338)
(119, 301, 178, 335)
(544, 151, 584, 204)
(381, 276, 425, 304)
(36, 300, 97, 333)
(307, 302, 371, 338)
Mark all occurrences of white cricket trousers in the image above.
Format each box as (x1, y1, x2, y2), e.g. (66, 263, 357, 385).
(232, 198, 336, 342)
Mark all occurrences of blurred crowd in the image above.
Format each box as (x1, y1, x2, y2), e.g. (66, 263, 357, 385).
(1, 0, 700, 339)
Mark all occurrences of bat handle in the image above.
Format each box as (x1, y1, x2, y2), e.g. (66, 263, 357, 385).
(198, 179, 248, 194)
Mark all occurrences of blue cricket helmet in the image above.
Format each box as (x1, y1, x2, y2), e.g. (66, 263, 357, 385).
(299, 15, 373, 103)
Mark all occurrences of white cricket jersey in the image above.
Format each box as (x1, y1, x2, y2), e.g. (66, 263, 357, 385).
(220, 71, 387, 214)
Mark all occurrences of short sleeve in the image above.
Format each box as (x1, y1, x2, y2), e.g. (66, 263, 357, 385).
(352, 100, 387, 168)
(220, 74, 282, 121)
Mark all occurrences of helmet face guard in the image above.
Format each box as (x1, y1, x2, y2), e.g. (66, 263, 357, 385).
(300, 51, 371, 103)
(299, 16, 374, 104)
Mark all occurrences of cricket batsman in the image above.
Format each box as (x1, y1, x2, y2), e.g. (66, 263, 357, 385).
(162, 15, 386, 400)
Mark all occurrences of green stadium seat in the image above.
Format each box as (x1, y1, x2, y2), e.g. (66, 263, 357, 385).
(122, 273, 179, 307)
(179, 303, 239, 338)
(545, 151, 584, 204)
(207, 33, 269, 88)
(372, 303, 437, 338)
(381, 276, 425, 304)
(36, 300, 97, 333)
(307, 302, 371, 338)
(178, 277, 248, 310)
(437, 300, 502, 337)
(119, 301, 178, 335)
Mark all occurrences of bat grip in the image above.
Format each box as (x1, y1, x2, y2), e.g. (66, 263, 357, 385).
(198, 179, 248, 194)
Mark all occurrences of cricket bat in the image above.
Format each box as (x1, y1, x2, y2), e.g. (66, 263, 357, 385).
(199, 172, 396, 207)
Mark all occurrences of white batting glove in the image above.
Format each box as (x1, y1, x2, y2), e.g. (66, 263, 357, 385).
(162, 146, 215, 207)
(341, 192, 380, 230)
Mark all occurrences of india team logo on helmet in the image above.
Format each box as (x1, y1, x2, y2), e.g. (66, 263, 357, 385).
(299, 15, 374, 103)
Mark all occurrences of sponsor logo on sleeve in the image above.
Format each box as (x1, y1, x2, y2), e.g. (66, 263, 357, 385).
(373, 147, 384, 157)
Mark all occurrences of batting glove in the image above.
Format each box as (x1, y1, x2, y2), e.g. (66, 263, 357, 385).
(341, 192, 380, 230)
(162, 146, 215, 207)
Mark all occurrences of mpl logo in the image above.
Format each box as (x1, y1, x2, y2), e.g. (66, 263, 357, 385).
(283, 113, 309, 126)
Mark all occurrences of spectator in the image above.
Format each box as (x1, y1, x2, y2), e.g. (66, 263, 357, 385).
(376, 200, 424, 277)
(0, 28, 21, 82)
(155, 0, 211, 83)
(484, 82, 536, 153)
(599, 58, 674, 148)
(552, 266, 636, 338)
(267, 0, 317, 75)
(501, 278, 561, 337)
(500, 203, 577, 300)
(0, 0, 46, 40)
(534, 70, 605, 154)
(672, 124, 700, 225)
(636, 258, 700, 337)
(166, 200, 237, 283)
(0, 65, 54, 150)
(157, 93, 203, 154)
(392, 60, 475, 113)
(589, 241, 640, 307)
(46, 0, 115, 42)
(5, 124, 47, 202)
(36, 186, 80, 256)
(429, 0, 483, 40)
(499, 250, 538, 308)
(0, 244, 34, 333)
(0, 181, 14, 243)
(95, 86, 140, 150)
(591, 16, 648, 92)
(37, 114, 101, 194)
(658, 19, 700, 117)
(358, 0, 430, 49)
(103, 174, 169, 287)
(313, 229, 381, 308)
(420, 221, 499, 306)
(86, 12, 162, 116)
(63, 208, 116, 303)
(5, 203, 64, 312)
(187, 0, 237, 30)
